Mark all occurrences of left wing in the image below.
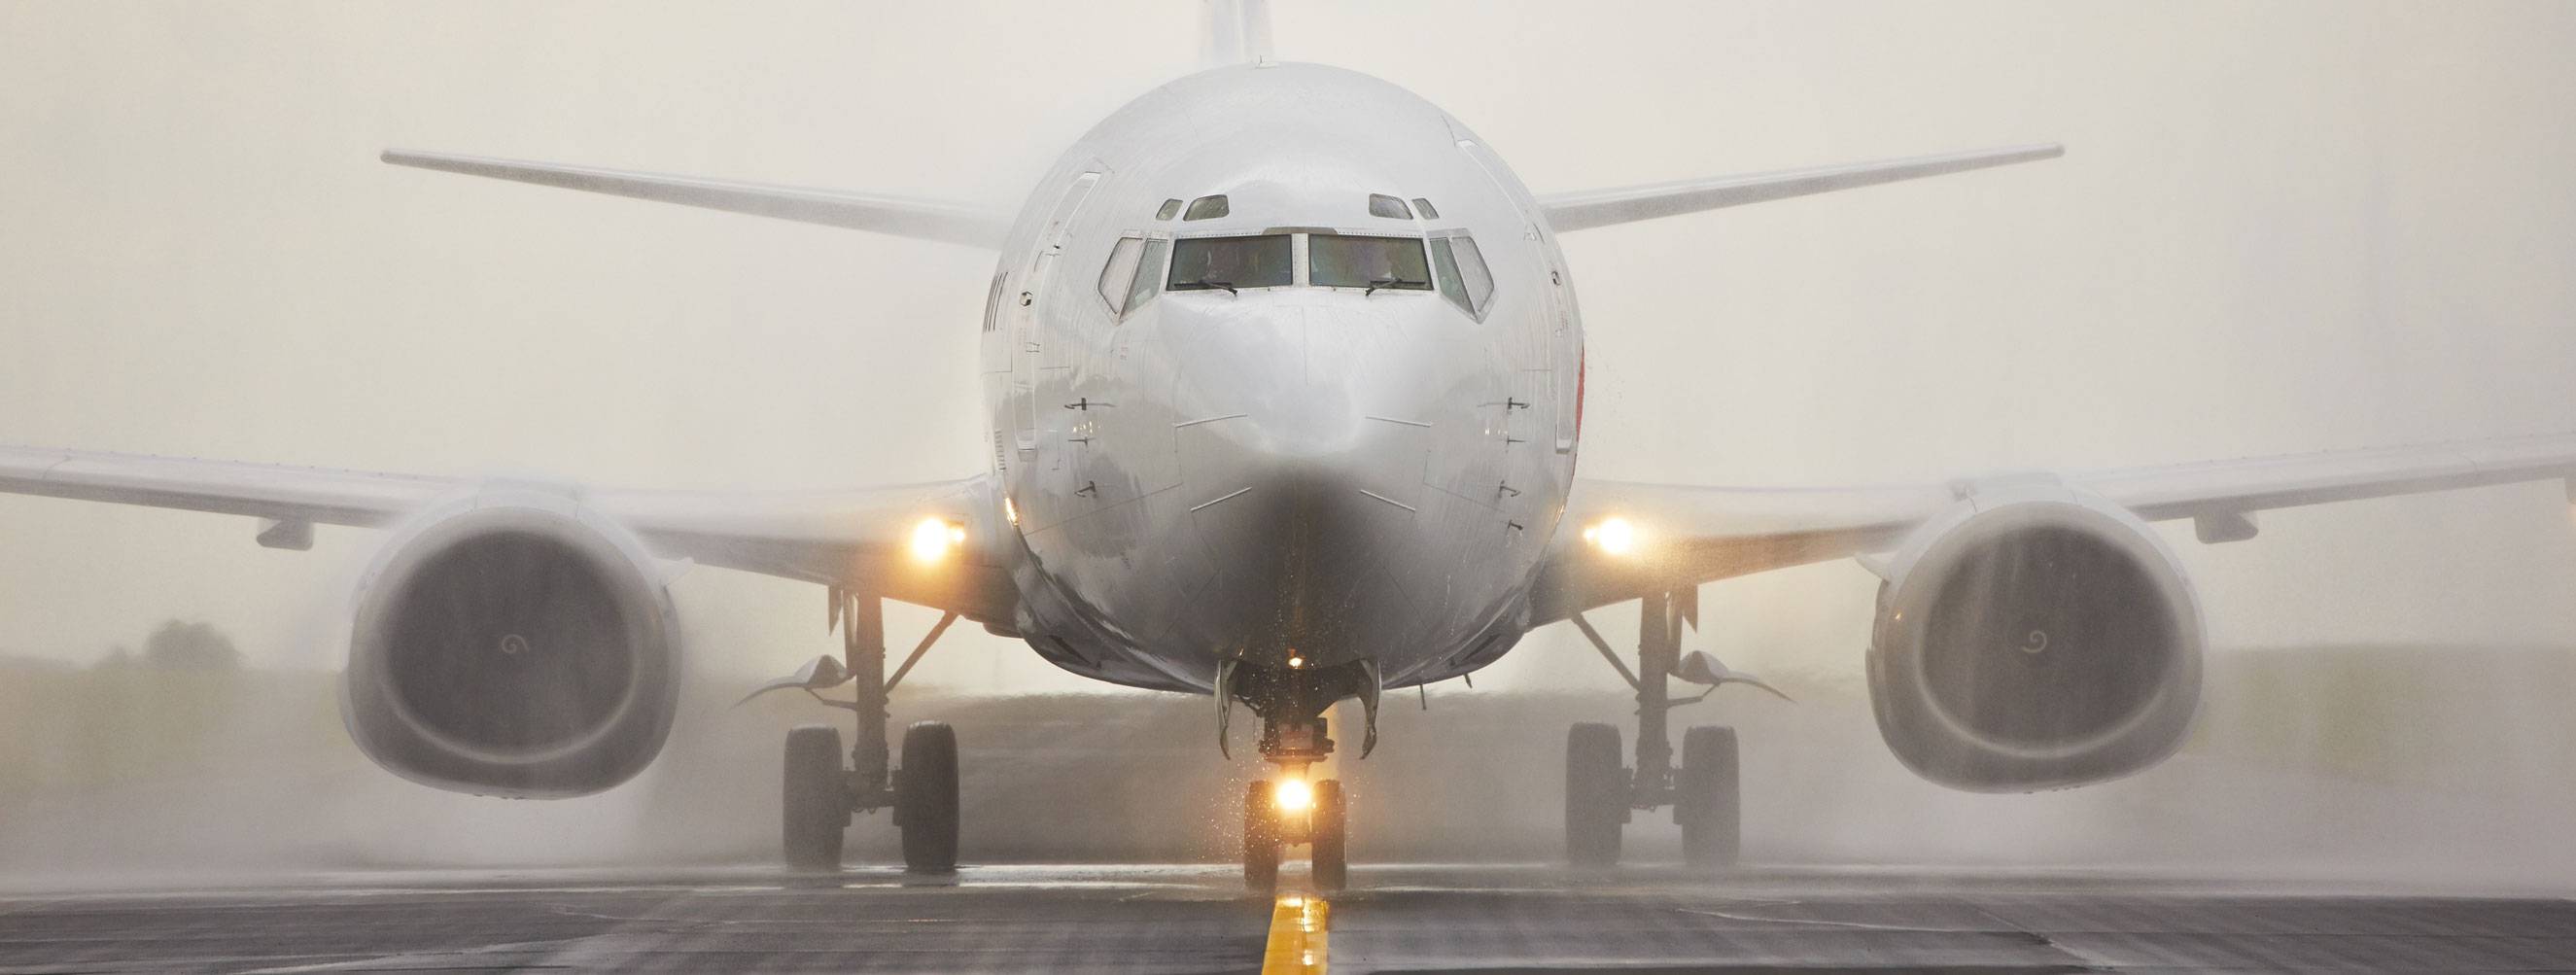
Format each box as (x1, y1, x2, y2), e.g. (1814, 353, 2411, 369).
(1533, 431, 2576, 621)
(0, 444, 1013, 621)
(1537, 144, 2063, 233)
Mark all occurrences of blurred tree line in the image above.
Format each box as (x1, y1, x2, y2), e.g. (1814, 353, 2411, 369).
(93, 619, 242, 671)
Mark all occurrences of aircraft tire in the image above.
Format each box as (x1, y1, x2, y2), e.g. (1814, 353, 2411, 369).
(896, 721, 960, 874)
(1676, 725, 1741, 868)
(1565, 722, 1626, 867)
(782, 724, 849, 871)
(1243, 780, 1281, 893)
(1311, 779, 1348, 892)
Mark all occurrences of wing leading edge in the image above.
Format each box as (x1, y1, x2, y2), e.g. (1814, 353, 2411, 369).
(1536, 431, 2576, 621)
(0, 443, 1013, 621)
(380, 150, 1012, 249)
(1536, 143, 2063, 233)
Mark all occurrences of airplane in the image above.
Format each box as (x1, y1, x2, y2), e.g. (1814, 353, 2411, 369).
(8, 1, 2576, 892)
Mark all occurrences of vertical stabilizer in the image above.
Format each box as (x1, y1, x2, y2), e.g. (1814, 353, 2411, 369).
(1201, 0, 1274, 66)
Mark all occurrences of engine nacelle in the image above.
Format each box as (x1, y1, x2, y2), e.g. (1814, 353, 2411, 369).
(1868, 483, 2203, 792)
(342, 488, 680, 798)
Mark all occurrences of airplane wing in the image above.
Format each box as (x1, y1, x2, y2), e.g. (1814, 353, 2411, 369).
(0, 444, 1014, 621)
(380, 150, 1012, 248)
(1536, 144, 2063, 233)
(1531, 431, 2576, 621)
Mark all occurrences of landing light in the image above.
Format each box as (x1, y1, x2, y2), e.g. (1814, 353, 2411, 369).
(1274, 778, 1313, 813)
(1582, 516, 1638, 556)
(909, 517, 965, 563)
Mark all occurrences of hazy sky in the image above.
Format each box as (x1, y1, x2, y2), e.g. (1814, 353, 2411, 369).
(4, 1, 2575, 697)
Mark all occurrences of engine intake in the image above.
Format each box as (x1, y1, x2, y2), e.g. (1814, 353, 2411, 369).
(1868, 487, 2203, 791)
(343, 492, 679, 797)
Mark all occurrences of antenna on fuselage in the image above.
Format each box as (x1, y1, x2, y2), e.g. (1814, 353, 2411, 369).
(1201, 0, 1274, 66)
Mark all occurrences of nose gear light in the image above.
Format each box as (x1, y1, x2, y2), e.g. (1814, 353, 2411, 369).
(1273, 777, 1313, 813)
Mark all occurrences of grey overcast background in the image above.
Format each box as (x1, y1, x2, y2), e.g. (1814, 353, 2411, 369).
(4, 0, 2576, 698)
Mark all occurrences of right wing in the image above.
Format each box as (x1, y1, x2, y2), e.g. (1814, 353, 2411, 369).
(0, 444, 1015, 622)
(1536, 143, 2063, 233)
(380, 149, 1012, 249)
(1534, 431, 2576, 622)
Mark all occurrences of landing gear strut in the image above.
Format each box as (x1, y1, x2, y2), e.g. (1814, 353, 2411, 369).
(775, 591, 963, 873)
(1227, 658, 1372, 893)
(1564, 588, 1757, 869)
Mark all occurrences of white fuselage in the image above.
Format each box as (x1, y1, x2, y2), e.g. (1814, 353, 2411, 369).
(982, 63, 1583, 693)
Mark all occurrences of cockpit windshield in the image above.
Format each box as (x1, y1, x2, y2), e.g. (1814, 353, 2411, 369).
(1309, 233, 1432, 292)
(1167, 234, 1293, 292)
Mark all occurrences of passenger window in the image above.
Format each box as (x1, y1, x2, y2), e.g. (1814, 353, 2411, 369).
(1155, 198, 1183, 221)
(1310, 234, 1431, 292)
(1168, 234, 1292, 290)
(1124, 238, 1169, 313)
(1428, 238, 1470, 314)
(1411, 197, 1439, 220)
(1450, 235, 1496, 313)
(1097, 236, 1145, 313)
(1368, 193, 1411, 219)
(1183, 194, 1230, 220)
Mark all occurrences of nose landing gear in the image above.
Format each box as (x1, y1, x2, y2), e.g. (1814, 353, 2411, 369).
(1226, 659, 1373, 893)
(1240, 716, 1350, 893)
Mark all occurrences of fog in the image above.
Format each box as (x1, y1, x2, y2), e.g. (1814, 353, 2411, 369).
(5, 2, 2576, 892)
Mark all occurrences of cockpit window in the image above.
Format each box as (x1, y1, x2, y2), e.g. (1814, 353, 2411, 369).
(1155, 198, 1183, 221)
(1097, 236, 1145, 313)
(1125, 238, 1168, 313)
(1428, 238, 1468, 312)
(1428, 234, 1495, 316)
(1182, 194, 1230, 221)
(1310, 233, 1431, 292)
(1449, 236, 1495, 312)
(1367, 193, 1412, 219)
(1410, 197, 1439, 219)
(1167, 234, 1291, 291)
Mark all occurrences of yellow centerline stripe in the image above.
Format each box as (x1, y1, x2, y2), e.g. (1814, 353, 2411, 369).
(1262, 893, 1330, 974)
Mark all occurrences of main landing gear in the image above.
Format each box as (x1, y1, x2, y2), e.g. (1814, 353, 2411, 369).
(1564, 588, 1791, 869)
(1224, 655, 1376, 893)
(766, 590, 965, 873)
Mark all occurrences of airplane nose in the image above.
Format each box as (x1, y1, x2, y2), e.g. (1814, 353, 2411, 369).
(1163, 300, 1365, 460)
(1157, 295, 1450, 664)
(1162, 296, 1445, 485)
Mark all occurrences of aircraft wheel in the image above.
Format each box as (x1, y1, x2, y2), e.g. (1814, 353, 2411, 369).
(1675, 725, 1741, 868)
(1243, 780, 1281, 893)
(1564, 722, 1626, 867)
(896, 721, 960, 874)
(782, 724, 849, 871)
(1310, 779, 1348, 892)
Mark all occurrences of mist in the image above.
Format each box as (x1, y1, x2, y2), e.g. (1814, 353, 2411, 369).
(5, 1, 2576, 894)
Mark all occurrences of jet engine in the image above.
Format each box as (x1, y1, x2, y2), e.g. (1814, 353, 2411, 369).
(1867, 484, 2203, 791)
(341, 489, 680, 797)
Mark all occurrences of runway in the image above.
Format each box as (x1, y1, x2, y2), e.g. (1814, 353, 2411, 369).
(3, 864, 2572, 973)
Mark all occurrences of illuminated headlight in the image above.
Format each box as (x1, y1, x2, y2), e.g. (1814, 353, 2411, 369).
(909, 517, 966, 563)
(1582, 516, 1638, 556)
(1273, 778, 1313, 813)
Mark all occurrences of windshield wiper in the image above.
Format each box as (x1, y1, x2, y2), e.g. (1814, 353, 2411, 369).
(1187, 277, 1237, 295)
(1365, 276, 1428, 296)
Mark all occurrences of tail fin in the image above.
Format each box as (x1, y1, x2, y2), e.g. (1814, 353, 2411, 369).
(1201, 0, 1274, 66)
